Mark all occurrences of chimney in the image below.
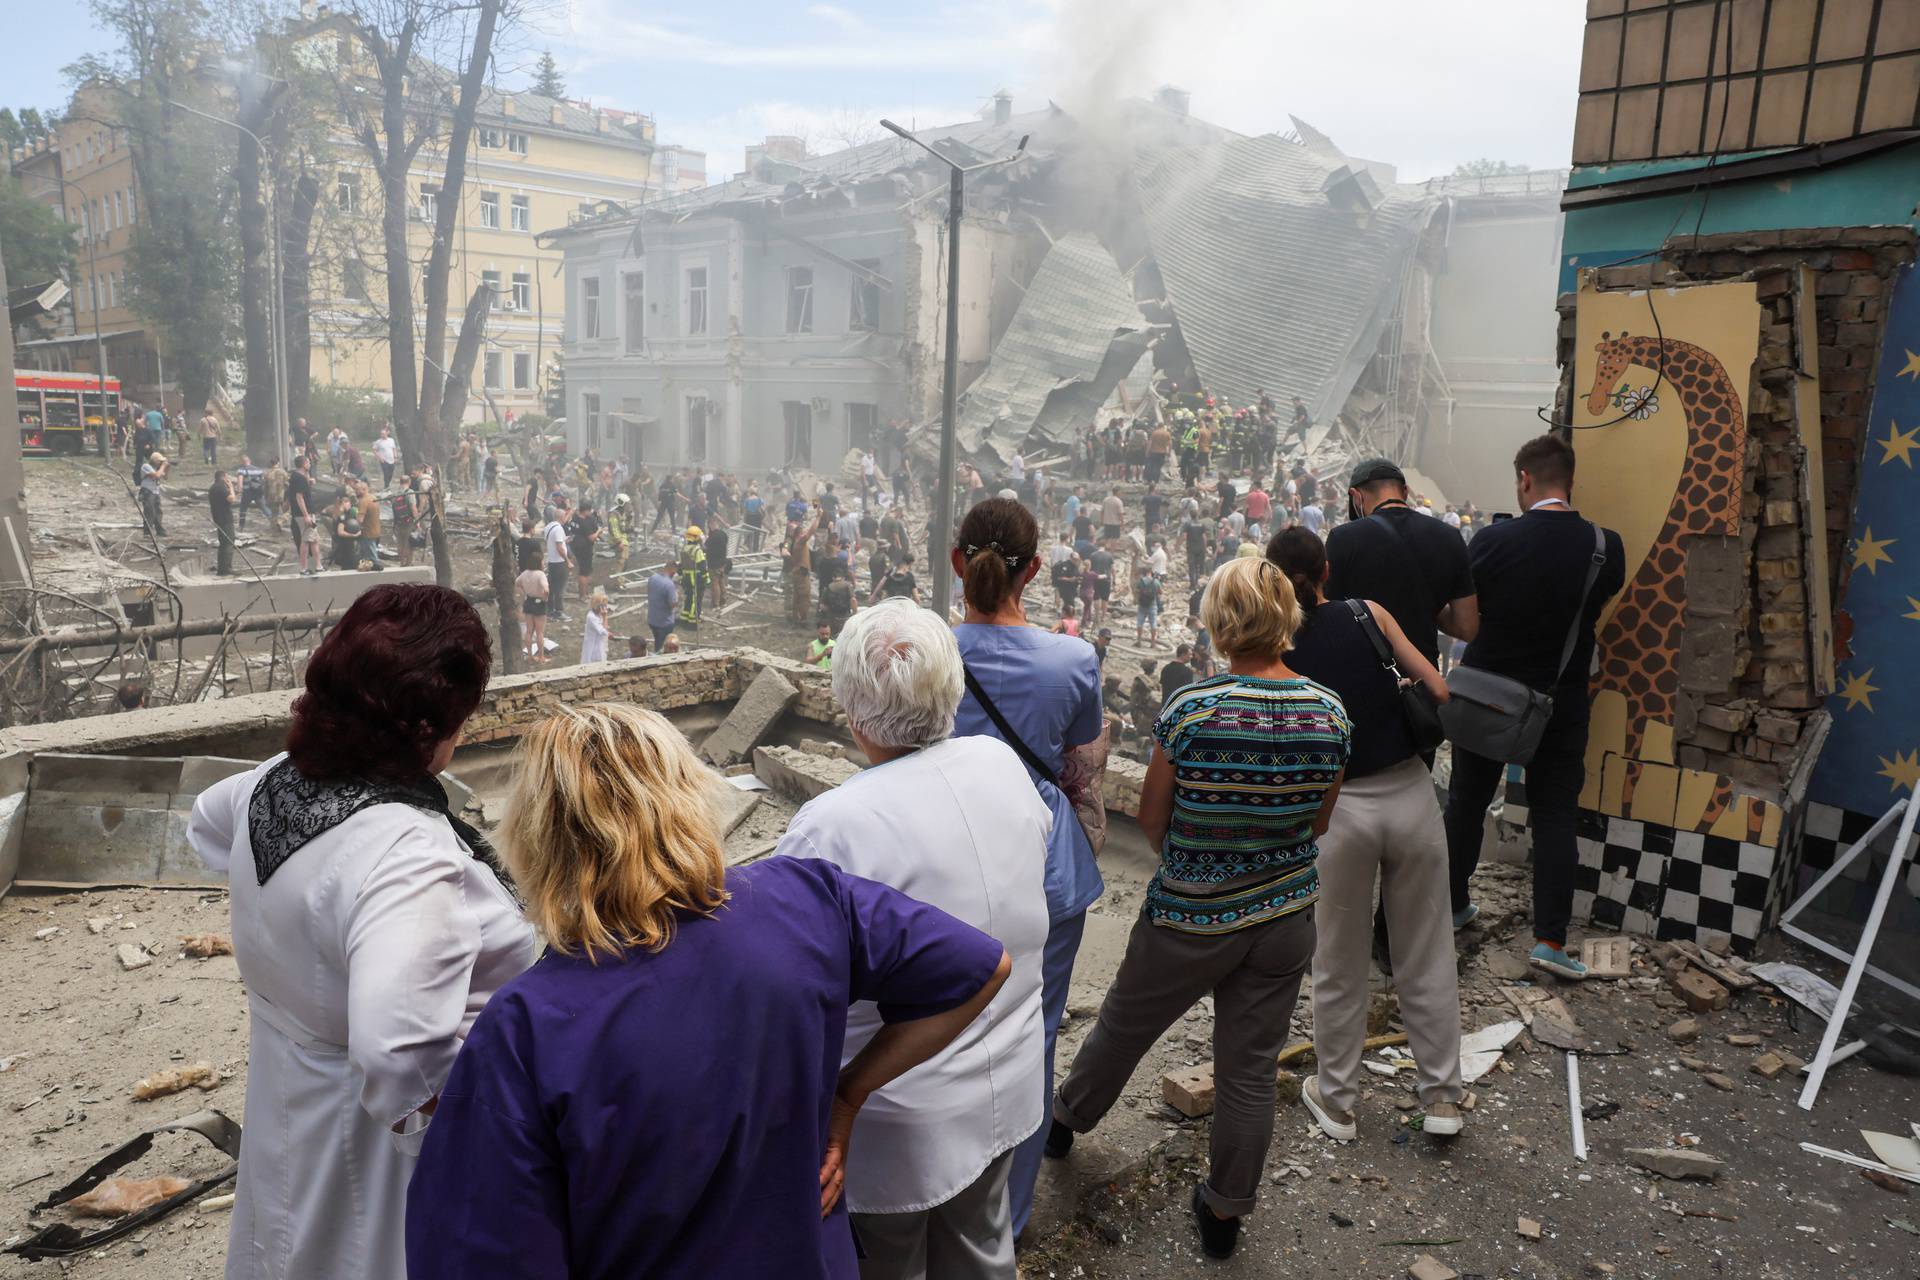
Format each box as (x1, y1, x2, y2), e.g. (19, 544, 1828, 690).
(550, 103, 564, 125)
(501, 97, 515, 117)
(596, 110, 609, 133)
(992, 91, 1013, 127)
(1154, 85, 1190, 117)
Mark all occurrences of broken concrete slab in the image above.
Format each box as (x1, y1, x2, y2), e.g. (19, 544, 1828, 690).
(711, 783, 763, 839)
(1702, 1071, 1737, 1091)
(1517, 1216, 1543, 1240)
(1503, 985, 1574, 1027)
(1669, 967, 1730, 1012)
(752, 744, 860, 803)
(1580, 935, 1632, 979)
(1751, 1052, 1787, 1079)
(1626, 1148, 1725, 1181)
(1724, 1032, 1763, 1047)
(703, 667, 798, 767)
(17, 753, 251, 888)
(1667, 1018, 1702, 1043)
(1486, 951, 1532, 981)
(115, 943, 151, 971)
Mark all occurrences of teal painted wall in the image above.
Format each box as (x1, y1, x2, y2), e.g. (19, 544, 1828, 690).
(1560, 140, 1920, 292)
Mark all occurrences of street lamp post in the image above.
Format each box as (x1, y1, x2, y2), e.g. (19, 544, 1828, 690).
(23, 171, 112, 455)
(878, 119, 1027, 617)
(166, 98, 289, 452)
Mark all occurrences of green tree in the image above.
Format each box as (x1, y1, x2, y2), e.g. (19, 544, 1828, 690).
(0, 172, 78, 285)
(1451, 158, 1528, 178)
(69, 0, 241, 418)
(532, 49, 564, 98)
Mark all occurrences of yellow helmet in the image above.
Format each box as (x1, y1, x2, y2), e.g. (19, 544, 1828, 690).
(685, 525, 704, 539)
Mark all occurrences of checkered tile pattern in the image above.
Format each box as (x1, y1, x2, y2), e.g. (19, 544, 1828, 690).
(1567, 813, 1775, 952)
(1798, 801, 1920, 900)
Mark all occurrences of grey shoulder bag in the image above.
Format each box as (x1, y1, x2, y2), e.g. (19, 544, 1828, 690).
(1440, 523, 1606, 765)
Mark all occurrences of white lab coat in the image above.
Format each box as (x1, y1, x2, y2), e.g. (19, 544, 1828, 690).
(582, 610, 609, 663)
(775, 735, 1050, 1214)
(187, 754, 536, 1280)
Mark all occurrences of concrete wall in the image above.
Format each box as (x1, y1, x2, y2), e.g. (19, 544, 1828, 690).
(159, 565, 435, 659)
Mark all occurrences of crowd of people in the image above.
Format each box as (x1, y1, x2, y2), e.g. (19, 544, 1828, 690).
(180, 415, 1627, 1277)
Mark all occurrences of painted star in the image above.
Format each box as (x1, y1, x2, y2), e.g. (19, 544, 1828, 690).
(1853, 527, 1897, 575)
(1882, 421, 1920, 468)
(1838, 668, 1879, 712)
(1878, 748, 1920, 794)
(1907, 597, 1920, 622)
(1901, 349, 1920, 381)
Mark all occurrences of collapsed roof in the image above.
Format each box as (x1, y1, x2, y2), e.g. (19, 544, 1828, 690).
(950, 233, 1157, 468)
(1131, 133, 1435, 425)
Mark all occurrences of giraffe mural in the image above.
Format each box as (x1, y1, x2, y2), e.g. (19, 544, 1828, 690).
(1582, 330, 1748, 762)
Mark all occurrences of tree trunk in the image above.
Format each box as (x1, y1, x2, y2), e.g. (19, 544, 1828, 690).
(282, 167, 318, 431)
(235, 93, 277, 462)
(438, 285, 490, 435)
(491, 511, 521, 675)
(415, 0, 502, 461)
(369, 52, 420, 471)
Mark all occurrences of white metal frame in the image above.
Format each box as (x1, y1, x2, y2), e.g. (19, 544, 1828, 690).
(1785, 794, 1918, 1109)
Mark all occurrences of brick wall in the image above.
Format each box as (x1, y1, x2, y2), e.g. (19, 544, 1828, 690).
(1555, 226, 1917, 796)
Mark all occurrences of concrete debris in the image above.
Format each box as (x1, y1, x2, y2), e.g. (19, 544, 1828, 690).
(1580, 936, 1633, 979)
(1679, 1056, 1711, 1072)
(1667, 1018, 1702, 1043)
(1407, 1253, 1459, 1280)
(1669, 967, 1730, 1012)
(200, 1192, 237, 1212)
(1459, 1020, 1526, 1083)
(1485, 951, 1532, 981)
(1751, 1052, 1788, 1079)
(131, 1062, 218, 1101)
(1503, 985, 1574, 1026)
(751, 745, 861, 803)
(1517, 1216, 1544, 1240)
(1702, 1072, 1737, 1092)
(1626, 1147, 1726, 1181)
(1162, 1064, 1215, 1118)
(116, 943, 152, 971)
(702, 666, 798, 767)
(33, 926, 61, 941)
(66, 1175, 193, 1218)
(1724, 1033, 1763, 1047)
(712, 783, 763, 840)
(86, 916, 111, 934)
(180, 934, 232, 959)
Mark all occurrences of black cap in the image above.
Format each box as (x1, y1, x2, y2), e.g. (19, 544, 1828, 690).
(1348, 458, 1407, 489)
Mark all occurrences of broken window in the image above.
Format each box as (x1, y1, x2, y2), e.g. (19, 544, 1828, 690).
(511, 271, 531, 312)
(335, 174, 359, 213)
(624, 272, 645, 353)
(420, 185, 439, 223)
(479, 190, 500, 229)
(513, 351, 533, 390)
(846, 402, 879, 451)
(783, 400, 813, 467)
(786, 266, 814, 334)
(582, 276, 602, 339)
(686, 266, 709, 336)
(481, 269, 501, 308)
(583, 392, 601, 445)
(687, 395, 711, 460)
(510, 194, 530, 231)
(849, 260, 882, 331)
(483, 351, 503, 390)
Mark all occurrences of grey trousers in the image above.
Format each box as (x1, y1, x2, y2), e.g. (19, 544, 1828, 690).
(1053, 908, 1314, 1217)
(1313, 756, 1464, 1113)
(851, 1150, 1014, 1280)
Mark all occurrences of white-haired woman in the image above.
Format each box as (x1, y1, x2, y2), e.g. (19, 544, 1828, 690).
(776, 599, 1051, 1279)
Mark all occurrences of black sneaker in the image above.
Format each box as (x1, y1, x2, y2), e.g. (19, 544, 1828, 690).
(1191, 1183, 1240, 1260)
(1042, 1120, 1074, 1159)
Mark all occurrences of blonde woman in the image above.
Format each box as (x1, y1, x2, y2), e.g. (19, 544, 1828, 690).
(581, 587, 611, 664)
(405, 705, 1012, 1279)
(1044, 557, 1351, 1261)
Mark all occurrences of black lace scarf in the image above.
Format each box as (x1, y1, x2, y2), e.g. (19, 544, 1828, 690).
(247, 757, 513, 890)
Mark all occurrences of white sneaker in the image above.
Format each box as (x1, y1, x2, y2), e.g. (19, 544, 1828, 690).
(1423, 1100, 1465, 1137)
(1301, 1075, 1357, 1142)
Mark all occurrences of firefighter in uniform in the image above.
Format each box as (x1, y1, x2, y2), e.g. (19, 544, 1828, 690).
(678, 525, 709, 627)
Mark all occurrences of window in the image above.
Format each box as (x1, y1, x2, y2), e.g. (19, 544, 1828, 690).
(849, 260, 882, 331)
(786, 266, 814, 334)
(847, 402, 879, 451)
(507, 131, 528, 155)
(782, 400, 813, 467)
(126, 186, 135, 224)
(511, 271, 531, 312)
(479, 190, 500, 229)
(478, 126, 504, 149)
(420, 185, 439, 222)
(623, 272, 645, 353)
(687, 395, 711, 461)
(510, 194, 530, 231)
(581, 276, 601, 339)
(483, 351, 503, 390)
(113, 191, 123, 230)
(582, 392, 601, 446)
(685, 266, 708, 336)
(481, 269, 501, 308)
(513, 352, 532, 390)
(336, 175, 359, 212)
(343, 258, 369, 302)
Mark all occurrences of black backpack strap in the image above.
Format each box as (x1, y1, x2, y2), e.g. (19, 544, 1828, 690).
(963, 665, 1064, 790)
(1551, 523, 1609, 686)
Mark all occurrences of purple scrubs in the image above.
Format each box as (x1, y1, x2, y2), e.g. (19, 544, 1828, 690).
(404, 856, 1003, 1280)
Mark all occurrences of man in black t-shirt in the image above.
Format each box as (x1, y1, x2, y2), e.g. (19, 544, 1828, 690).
(873, 553, 919, 604)
(286, 457, 316, 576)
(1160, 644, 1194, 704)
(1325, 458, 1477, 665)
(1445, 435, 1625, 981)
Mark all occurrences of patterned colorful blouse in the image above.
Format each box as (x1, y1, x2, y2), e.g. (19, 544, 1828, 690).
(1148, 674, 1351, 934)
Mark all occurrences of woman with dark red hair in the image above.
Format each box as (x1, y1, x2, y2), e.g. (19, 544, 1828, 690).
(187, 584, 535, 1280)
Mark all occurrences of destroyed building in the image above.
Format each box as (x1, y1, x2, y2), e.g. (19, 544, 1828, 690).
(551, 92, 1566, 510)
